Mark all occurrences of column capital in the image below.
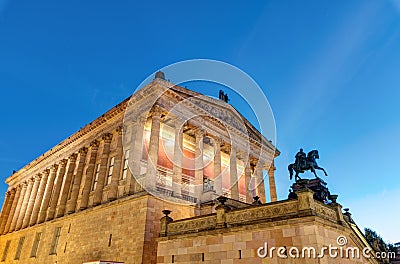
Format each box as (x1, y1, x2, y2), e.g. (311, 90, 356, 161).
(102, 133, 113, 142)
(21, 181, 28, 188)
(28, 177, 35, 183)
(267, 160, 276, 172)
(261, 163, 272, 170)
(115, 125, 124, 135)
(69, 153, 78, 162)
(208, 135, 223, 146)
(50, 164, 59, 172)
(151, 105, 163, 117)
(79, 147, 88, 155)
(236, 150, 247, 160)
(34, 174, 42, 181)
(90, 140, 100, 148)
(42, 169, 50, 176)
(249, 157, 258, 166)
(59, 159, 68, 167)
(136, 114, 148, 124)
(213, 136, 223, 146)
(256, 163, 264, 171)
(227, 142, 237, 155)
(5, 190, 12, 196)
(257, 157, 267, 165)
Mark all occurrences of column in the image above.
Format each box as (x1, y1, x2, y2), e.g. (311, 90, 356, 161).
(38, 165, 58, 223)
(145, 107, 162, 192)
(229, 144, 239, 200)
(4, 185, 21, 234)
(255, 161, 266, 203)
(56, 154, 78, 217)
(30, 170, 49, 226)
(109, 128, 123, 201)
(172, 119, 183, 197)
(79, 140, 99, 210)
(213, 137, 222, 196)
(194, 128, 204, 200)
(93, 133, 113, 205)
(0, 191, 11, 225)
(10, 182, 27, 232)
(17, 179, 34, 230)
(0, 190, 15, 234)
(66, 148, 87, 213)
(47, 160, 68, 221)
(268, 162, 277, 202)
(66, 148, 87, 214)
(250, 162, 257, 198)
(22, 175, 41, 228)
(244, 160, 252, 203)
(126, 115, 146, 195)
(124, 122, 135, 195)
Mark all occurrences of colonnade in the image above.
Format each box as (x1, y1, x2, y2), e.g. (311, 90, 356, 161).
(0, 105, 277, 234)
(142, 106, 277, 203)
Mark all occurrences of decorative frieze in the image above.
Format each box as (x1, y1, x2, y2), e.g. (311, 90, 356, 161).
(315, 202, 338, 221)
(225, 200, 298, 226)
(167, 215, 217, 235)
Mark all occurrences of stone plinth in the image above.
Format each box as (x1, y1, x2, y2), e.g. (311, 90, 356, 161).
(291, 178, 331, 203)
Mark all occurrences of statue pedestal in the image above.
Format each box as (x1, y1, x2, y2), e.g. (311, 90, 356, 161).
(291, 178, 331, 203)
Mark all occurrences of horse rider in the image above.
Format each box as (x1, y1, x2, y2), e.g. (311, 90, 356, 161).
(295, 148, 307, 169)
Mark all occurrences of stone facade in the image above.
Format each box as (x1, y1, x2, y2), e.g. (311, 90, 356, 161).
(0, 194, 194, 263)
(0, 74, 279, 263)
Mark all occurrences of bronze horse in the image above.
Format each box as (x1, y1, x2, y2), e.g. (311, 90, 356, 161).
(288, 149, 328, 181)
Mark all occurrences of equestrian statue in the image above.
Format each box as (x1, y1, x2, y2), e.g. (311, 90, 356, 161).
(288, 148, 328, 182)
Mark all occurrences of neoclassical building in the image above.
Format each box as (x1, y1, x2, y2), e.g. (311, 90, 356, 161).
(0, 73, 278, 263)
(0, 73, 377, 264)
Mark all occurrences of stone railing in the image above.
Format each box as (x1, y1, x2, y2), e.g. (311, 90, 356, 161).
(160, 188, 346, 237)
(314, 201, 338, 221)
(167, 215, 217, 236)
(224, 200, 298, 226)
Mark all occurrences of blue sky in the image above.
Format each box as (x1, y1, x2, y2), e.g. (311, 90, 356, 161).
(0, 1, 399, 242)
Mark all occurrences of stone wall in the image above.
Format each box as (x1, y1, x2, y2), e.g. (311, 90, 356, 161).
(157, 190, 378, 264)
(142, 197, 195, 264)
(0, 194, 194, 264)
(157, 217, 374, 264)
